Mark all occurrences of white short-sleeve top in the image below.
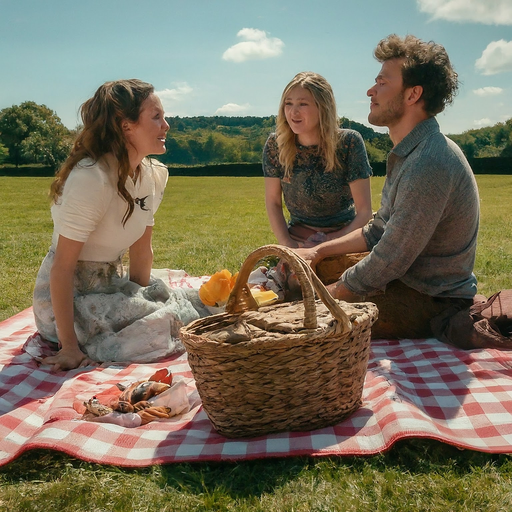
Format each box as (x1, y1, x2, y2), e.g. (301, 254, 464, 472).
(50, 157, 168, 262)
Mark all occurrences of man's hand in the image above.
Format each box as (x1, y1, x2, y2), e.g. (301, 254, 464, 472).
(326, 280, 361, 301)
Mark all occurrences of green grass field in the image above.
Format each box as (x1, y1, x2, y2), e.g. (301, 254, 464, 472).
(0, 175, 512, 511)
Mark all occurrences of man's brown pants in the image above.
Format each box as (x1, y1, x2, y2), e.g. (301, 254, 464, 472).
(316, 254, 472, 340)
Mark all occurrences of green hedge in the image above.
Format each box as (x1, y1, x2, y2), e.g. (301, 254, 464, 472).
(2, 157, 511, 178)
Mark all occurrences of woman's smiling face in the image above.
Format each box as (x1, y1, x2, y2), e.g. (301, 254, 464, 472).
(283, 86, 320, 146)
(124, 93, 169, 165)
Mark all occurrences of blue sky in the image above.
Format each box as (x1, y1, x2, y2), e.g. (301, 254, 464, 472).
(1, 0, 511, 135)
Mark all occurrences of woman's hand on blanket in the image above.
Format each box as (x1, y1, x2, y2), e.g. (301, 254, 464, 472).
(41, 345, 97, 372)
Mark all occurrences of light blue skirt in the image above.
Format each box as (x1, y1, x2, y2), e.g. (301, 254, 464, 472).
(33, 250, 210, 363)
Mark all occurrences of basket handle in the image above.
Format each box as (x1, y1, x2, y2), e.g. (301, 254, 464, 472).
(225, 244, 352, 333)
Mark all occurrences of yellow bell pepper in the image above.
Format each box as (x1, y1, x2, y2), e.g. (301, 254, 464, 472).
(199, 270, 239, 307)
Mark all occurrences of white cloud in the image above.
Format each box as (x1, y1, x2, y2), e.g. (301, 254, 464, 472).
(473, 118, 493, 127)
(215, 103, 251, 115)
(155, 83, 193, 114)
(475, 40, 512, 75)
(473, 86, 504, 96)
(222, 28, 284, 63)
(417, 0, 512, 25)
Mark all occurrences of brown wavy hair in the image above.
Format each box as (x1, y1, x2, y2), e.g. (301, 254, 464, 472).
(276, 72, 340, 181)
(50, 79, 155, 225)
(374, 34, 459, 117)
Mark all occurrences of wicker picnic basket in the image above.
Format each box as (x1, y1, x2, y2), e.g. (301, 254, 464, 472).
(180, 245, 378, 438)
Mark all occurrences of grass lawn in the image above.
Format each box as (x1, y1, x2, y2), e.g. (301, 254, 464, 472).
(0, 174, 511, 511)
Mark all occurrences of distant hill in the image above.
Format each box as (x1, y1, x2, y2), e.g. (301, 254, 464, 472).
(2, 103, 509, 170)
(161, 115, 512, 165)
(447, 120, 512, 159)
(162, 115, 393, 166)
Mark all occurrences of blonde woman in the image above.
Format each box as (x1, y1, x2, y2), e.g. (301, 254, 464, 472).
(263, 72, 373, 249)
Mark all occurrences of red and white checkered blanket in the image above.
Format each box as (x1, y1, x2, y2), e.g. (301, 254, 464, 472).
(2, 271, 512, 467)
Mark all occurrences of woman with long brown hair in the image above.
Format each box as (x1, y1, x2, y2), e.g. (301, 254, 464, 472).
(33, 79, 207, 371)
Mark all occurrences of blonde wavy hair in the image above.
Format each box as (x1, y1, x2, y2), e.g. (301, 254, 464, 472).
(50, 79, 155, 225)
(276, 72, 340, 180)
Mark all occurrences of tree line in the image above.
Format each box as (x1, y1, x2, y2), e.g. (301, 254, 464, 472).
(1, 101, 511, 170)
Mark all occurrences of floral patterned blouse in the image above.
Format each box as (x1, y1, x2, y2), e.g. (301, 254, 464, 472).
(262, 129, 372, 228)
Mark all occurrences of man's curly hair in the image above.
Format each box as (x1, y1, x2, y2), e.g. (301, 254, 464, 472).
(374, 34, 459, 116)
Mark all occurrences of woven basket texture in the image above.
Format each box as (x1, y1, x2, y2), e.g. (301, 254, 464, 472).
(181, 245, 378, 438)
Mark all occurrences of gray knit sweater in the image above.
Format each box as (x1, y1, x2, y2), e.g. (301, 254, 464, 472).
(342, 117, 479, 299)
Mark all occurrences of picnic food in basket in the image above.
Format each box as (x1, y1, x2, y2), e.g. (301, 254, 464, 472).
(181, 244, 379, 438)
(199, 269, 238, 307)
(199, 268, 278, 308)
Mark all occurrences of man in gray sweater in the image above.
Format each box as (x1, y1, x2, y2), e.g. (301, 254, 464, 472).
(296, 34, 480, 339)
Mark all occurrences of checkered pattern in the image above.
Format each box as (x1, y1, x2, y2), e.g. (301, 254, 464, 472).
(2, 274, 512, 467)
